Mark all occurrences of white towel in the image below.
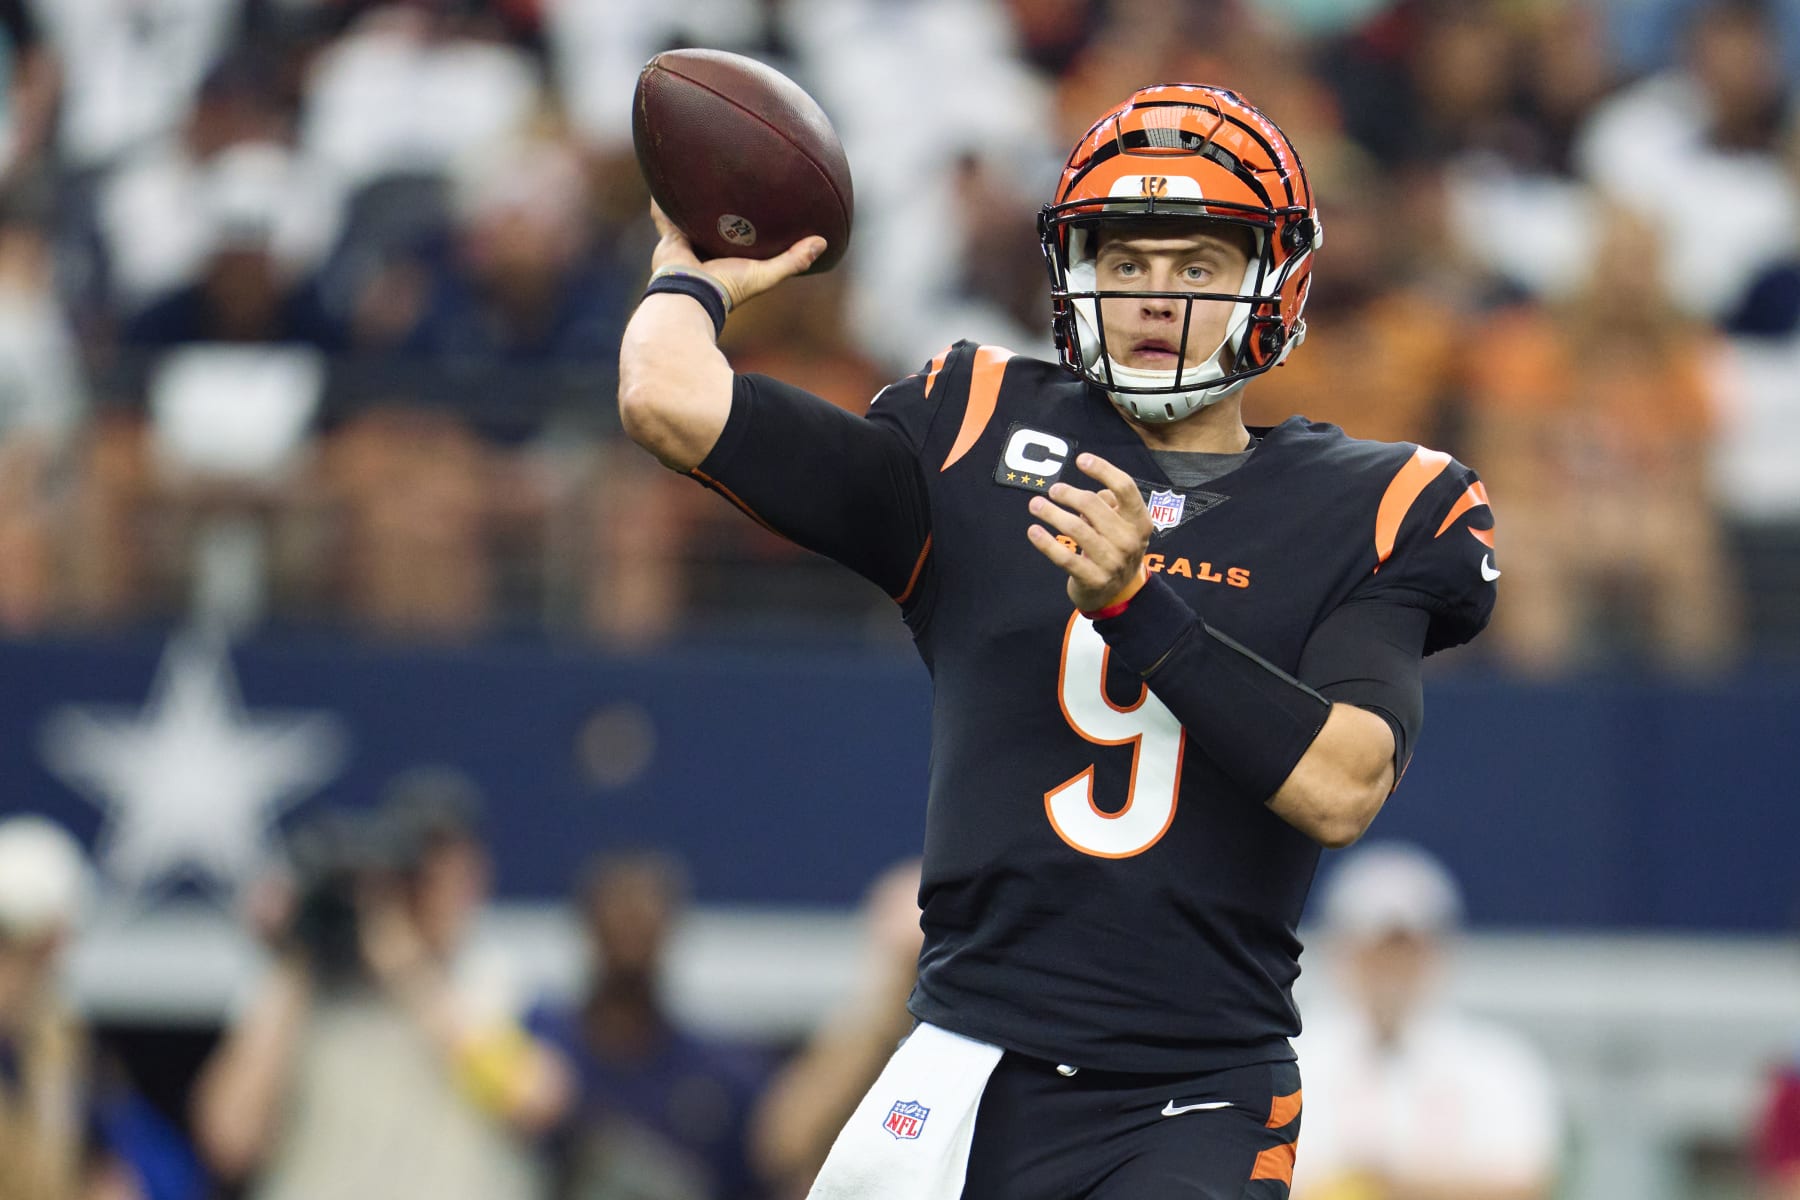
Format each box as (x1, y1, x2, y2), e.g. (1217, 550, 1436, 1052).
(806, 1021, 1006, 1200)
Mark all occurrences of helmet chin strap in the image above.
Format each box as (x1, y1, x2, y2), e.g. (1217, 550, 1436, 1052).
(1066, 231, 1261, 425)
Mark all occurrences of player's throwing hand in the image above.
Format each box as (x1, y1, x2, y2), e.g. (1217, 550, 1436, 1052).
(649, 202, 825, 311)
(1026, 453, 1154, 613)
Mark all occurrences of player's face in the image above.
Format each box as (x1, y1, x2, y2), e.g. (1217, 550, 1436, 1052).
(1093, 225, 1253, 372)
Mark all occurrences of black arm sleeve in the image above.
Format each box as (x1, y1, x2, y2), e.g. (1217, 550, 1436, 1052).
(692, 373, 932, 600)
(1093, 576, 1331, 802)
(1296, 601, 1429, 775)
(1093, 580, 1429, 801)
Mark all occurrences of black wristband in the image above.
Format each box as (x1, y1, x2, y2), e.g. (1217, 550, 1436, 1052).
(644, 272, 727, 337)
(1094, 574, 1332, 801)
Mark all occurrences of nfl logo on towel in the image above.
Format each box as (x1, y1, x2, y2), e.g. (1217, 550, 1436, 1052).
(883, 1100, 930, 1140)
(1148, 488, 1185, 531)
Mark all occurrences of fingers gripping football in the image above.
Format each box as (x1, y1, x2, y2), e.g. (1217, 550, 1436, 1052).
(1027, 454, 1154, 612)
(649, 201, 825, 310)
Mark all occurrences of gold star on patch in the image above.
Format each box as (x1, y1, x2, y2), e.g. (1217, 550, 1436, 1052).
(1006, 472, 1018, 482)
(1034, 477, 1046, 488)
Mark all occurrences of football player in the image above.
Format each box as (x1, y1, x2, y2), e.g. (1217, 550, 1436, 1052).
(619, 85, 1498, 1200)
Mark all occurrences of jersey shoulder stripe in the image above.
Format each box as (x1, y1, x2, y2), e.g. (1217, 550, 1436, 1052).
(922, 346, 952, 398)
(1435, 479, 1493, 543)
(940, 345, 1016, 471)
(872, 339, 1043, 474)
(1373, 446, 1453, 571)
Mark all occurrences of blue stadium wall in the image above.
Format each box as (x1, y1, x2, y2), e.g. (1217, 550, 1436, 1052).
(0, 632, 1793, 932)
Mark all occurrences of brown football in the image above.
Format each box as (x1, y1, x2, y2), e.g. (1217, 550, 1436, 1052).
(632, 49, 854, 273)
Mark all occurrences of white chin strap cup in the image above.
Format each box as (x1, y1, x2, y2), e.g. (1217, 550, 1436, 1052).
(1065, 233, 1261, 425)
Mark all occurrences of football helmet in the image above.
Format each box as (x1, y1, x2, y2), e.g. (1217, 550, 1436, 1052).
(1039, 84, 1321, 423)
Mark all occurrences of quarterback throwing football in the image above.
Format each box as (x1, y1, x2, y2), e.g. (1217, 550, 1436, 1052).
(620, 85, 1498, 1200)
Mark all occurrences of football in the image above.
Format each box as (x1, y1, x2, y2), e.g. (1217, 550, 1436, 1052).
(632, 49, 854, 273)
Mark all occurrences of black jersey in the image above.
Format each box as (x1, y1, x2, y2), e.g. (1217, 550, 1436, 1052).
(693, 341, 1496, 1073)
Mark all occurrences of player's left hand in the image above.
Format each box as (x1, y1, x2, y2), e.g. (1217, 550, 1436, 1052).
(1026, 453, 1153, 612)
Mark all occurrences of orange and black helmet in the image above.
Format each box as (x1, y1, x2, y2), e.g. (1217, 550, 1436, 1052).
(1039, 84, 1321, 420)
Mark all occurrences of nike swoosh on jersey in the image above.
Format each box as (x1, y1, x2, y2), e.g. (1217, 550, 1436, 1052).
(1161, 1100, 1233, 1117)
(1480, 555, 1502, 582)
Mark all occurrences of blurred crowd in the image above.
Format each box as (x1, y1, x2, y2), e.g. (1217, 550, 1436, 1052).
(57, 788, 1766, 1200)
(7, 781, 1800, 1200)
(0, 0, 1795, 670)
(0, 799, 930, 1200)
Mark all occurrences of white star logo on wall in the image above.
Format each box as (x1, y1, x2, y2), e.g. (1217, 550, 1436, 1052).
(39, 631, 348, 899)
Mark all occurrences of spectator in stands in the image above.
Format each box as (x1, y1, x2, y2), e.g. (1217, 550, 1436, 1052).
(31, 0, 238, 176)
(1242, 160, 1464, 446)
(1441, 4, 1617, 304)
(193, 779, 567, 1200)
(0, 814, 98, 1200)
(325, 405, 497, 639)
(102, 140, 339, 632)
(527, 850, 766, 1200)
(1758, 1040, 1800, 1198)
(748, 857, 922, 1200)
(393, 135, 628, 382)
(54, 12, 287, 335)
(95, 56, 321, 321)
(0, 815, 186, 1200)
(0, 201, 87, 632)
(1318, 0, 1515, 169)
(1575, 0, 1798, 324)
(0, 0, 58, 189)
(121, 141, 335, 349)
(1464, 205, 1740, 673)
(7, 0, 1793, 653)
(547, 0, 776, 159)
(781, 0, 1055, 371)
(321, 134, 623, 638)
(1292, 841, 1562, 1200)
(298, 2, 542, 198)
(1707, 125, 1800, 655)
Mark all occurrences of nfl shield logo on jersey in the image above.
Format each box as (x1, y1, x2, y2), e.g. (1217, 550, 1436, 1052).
(883, 1100, 930, 1140)
(1148, 489, 1186, 531)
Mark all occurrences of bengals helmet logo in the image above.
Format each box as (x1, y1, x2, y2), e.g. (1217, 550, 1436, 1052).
(1139, 175, 1170, 199)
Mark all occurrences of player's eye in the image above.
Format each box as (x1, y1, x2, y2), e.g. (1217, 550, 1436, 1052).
(1182, 264, 1212, 284)
(1110, 260, 1141, 277)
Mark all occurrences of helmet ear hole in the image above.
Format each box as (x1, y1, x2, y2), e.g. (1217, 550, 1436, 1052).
(1052, 310, 1078, 362)
(1258, 325, 1286, 360)
(1281, 217, 1315, 257)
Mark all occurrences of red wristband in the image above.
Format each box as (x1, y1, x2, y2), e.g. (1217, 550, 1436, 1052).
(1080, 566, 1148, 621)
(1084, 596, 1133, 620)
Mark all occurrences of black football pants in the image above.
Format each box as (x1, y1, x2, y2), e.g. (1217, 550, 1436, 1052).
(958, 1053, 1302, 1200)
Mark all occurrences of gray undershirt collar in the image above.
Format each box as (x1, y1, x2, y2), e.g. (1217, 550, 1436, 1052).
(1149, 441, 1258, 490)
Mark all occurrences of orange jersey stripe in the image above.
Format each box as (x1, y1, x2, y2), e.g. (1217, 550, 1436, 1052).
(941, 346, 1014, 472)
(1469, 526, 1495, 548)
(892, 533, 933, 606)
(1434, 480, 1491, 539)
(1373, 447, 1452, 570)
(1249, 1142, 1297, 1186)
(690, 468, 781, 538)
(1266, 1089, 1302, 1129)
(922, 348, 951, 399)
